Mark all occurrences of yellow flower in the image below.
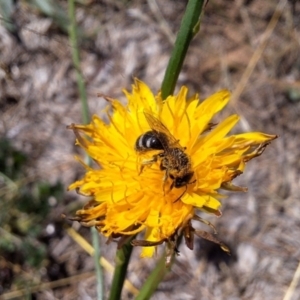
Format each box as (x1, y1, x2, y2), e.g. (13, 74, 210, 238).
(68, 79, 277, 259)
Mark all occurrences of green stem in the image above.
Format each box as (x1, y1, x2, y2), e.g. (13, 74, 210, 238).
(68, 0, 90, 125)
(161, 0, 204, 99)
(91, 227, 104, 299)
(108, 238, 134, 300)
(136, 234, 182, 299)
(68, 1, 103, 300)
(135, 0, 206, 297)
(135, 254, 170, 300)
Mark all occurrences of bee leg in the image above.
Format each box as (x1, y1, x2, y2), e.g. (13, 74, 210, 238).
(131, 239, 164, 247)
(168, 174, 175, 191)
(169, 180, 175, 191)
(162, 179, 167, 196)
(142, 154, 159, 165)
(162, 168, 170, 195)
(139, 154, 159, 174)
(173, 185, 188, 203)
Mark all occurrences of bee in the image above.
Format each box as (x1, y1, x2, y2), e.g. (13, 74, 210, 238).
(135, 112, 194, 192)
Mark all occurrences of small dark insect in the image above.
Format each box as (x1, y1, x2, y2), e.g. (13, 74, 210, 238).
(135, 112, 194, 192)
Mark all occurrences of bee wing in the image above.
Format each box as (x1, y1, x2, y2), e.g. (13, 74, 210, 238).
(144, 112, 183, 149)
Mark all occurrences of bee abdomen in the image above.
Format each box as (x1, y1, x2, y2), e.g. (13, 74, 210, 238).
(135, 131, 164, 151)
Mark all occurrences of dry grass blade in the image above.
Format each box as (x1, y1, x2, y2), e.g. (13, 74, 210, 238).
(147, 0, 175, 44)
(231, 0, 288, 105)
(283, 261, 300, 300)
(65, 227, 139, 296)
(1, 271, 95, 300)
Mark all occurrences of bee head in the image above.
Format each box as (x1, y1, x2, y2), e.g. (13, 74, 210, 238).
(170, 171, 194, 189)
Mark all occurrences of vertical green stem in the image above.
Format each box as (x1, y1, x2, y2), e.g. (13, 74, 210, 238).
(108, 238, 134, 300)
(68, 0, 90, 125)
(136, 236, 181, 299)
(68, 1, 103, 300)
(91, 227, 104, 299)
(136, 1, 206, 298)
(161, 0, 204, 99)
(135, 254, 170, 300)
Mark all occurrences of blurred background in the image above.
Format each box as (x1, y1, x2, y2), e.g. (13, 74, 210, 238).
(0, 0, 300, 299)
